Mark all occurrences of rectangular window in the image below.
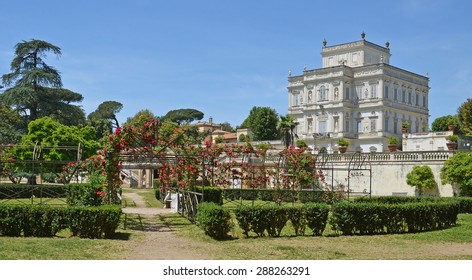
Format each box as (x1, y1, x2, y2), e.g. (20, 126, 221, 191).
(370, 85, 377, 98)
(423, 95, 426, 107)
(394, 88, 398, 101)
(345, 87, 350, 100)
(415, 94, 419, 106)
(393, 121, 398, 134)
(402, 90, 406, 102)
(356, 120, 362, 133)
(384, 85, 389, 98)
(345, 120, 349, 132)
(319, 121, 327, 135)
(356, 86, 362, 100)
(384, 119, 389, 132)
(293, 94, 298, 106)
(408, 92, 412, 104)
(370, 119, 377, 132)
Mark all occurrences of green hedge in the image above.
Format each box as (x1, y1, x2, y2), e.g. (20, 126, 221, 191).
(331, 201, 459, 235)
(196, 202, 232, 239)
(194, 186, 223, 205)
(354, 196, 472, 214)
(66, 183, 104, 206)
(233, 203, 330, 237)
(0, 183, 68, 199)
(0, 204, 121, 238)
(223, 188, 339, 204)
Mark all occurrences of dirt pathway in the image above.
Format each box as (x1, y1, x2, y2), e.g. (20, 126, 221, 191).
(121, 191, 211, 260)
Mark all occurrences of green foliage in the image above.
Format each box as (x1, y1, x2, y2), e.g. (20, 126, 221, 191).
(194, 186, 223, 205)
(215, 135, 223, 143)
(20, 116, 100, 161)
(241, 106, 279, 141)
(196, 202, 232, 239)
(402, 121, 410, 129)
(388, 136, 399, 145)
(432, 115, 463, 134)
(446, 135, 459, 142)
(1, 39, 85, 126)
(67, 205, 122, 238)
(457, 98, 472, 135)
(0, 103, 23, 144)
(220, 122, 235, 132)
(296, 139, 307, 148)
(441, 152, 472, 196)
(233, 203, 330, 238)
(87, 101, 123, 128)
(66, 183, 105, 206)
(0, 205, 121, 238)
(162, 108, 204, 125)
(278, 114, 299, 149)
(304, 203, 330, 236)
(330, 201, 459, 235)
(406, 166, 438, 196)
(238, 134, 247, 142)
(337, 138, 350, 147)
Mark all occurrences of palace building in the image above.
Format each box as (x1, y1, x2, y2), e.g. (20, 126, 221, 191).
(287, 33, 430, 153)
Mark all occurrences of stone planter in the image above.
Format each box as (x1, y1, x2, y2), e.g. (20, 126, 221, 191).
(401, 128, 408, 134)
(388, 144, 397, 152)
(446, 142, 457, 151)
(338, 146, 348, 154)
(448, 124, 456, 131)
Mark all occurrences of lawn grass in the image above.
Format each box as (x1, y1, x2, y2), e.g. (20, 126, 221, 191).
(159, 212, 472, 260)
(2, 187, 472, 260)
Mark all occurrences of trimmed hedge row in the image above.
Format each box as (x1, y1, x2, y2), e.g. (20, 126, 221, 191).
(0, 204, 121, 238)
(195, 186, 223, 205)
(196, 202, 232, 239)
(331, 201, 459, 235)
(354, 196, 472, 214)
(233, 203, 330, 237)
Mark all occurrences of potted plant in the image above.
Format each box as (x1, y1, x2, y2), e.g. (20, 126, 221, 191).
(337, 138, 349, 154)
(401, 121, 410, 133)
(447, 124, 456, 131)
(446, 135, 458, 151)
(387, 136, 399, 152)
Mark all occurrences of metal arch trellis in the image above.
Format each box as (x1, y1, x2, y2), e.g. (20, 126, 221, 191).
(0, 143, 83, 205)
(346, 152, 372, 200)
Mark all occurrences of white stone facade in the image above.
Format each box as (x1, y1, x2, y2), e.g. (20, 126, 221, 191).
(287, 35, 430, 153)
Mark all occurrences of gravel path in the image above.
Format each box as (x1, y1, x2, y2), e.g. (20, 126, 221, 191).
(121, 191, 211, 260)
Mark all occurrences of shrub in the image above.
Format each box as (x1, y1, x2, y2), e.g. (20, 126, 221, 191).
(67, 205, 122, 238)
(406, 166, 438, 196)
(0, 205, 121, 238)
(337, 138, 350, 147)
(196, 202, 232, 239)
(194, 186, 222, 205)
(330, 201, 459, 235)
(304, 203, 330, 236)
(388, 136, 399, 145)
(66, 183, 105, 206)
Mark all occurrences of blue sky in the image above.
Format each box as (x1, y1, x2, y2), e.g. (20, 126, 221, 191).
(1, 0, 471, 128)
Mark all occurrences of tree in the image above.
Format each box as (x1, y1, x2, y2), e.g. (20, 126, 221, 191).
(458, 98, 472, 135)
(278, 114, 299, 149)
(441, 152, 472, 196)
(241, 106, 279, 141)
(88, 101, 123, 128)
(220, 122, 235, 132)
(431, 115, 463, 134)
(162, 108, 204, 125)
(406, 165, 437, 196)
(0, 103, 23, 144)
(1, 39, 84, 126)
(124, 109, 159, 128)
